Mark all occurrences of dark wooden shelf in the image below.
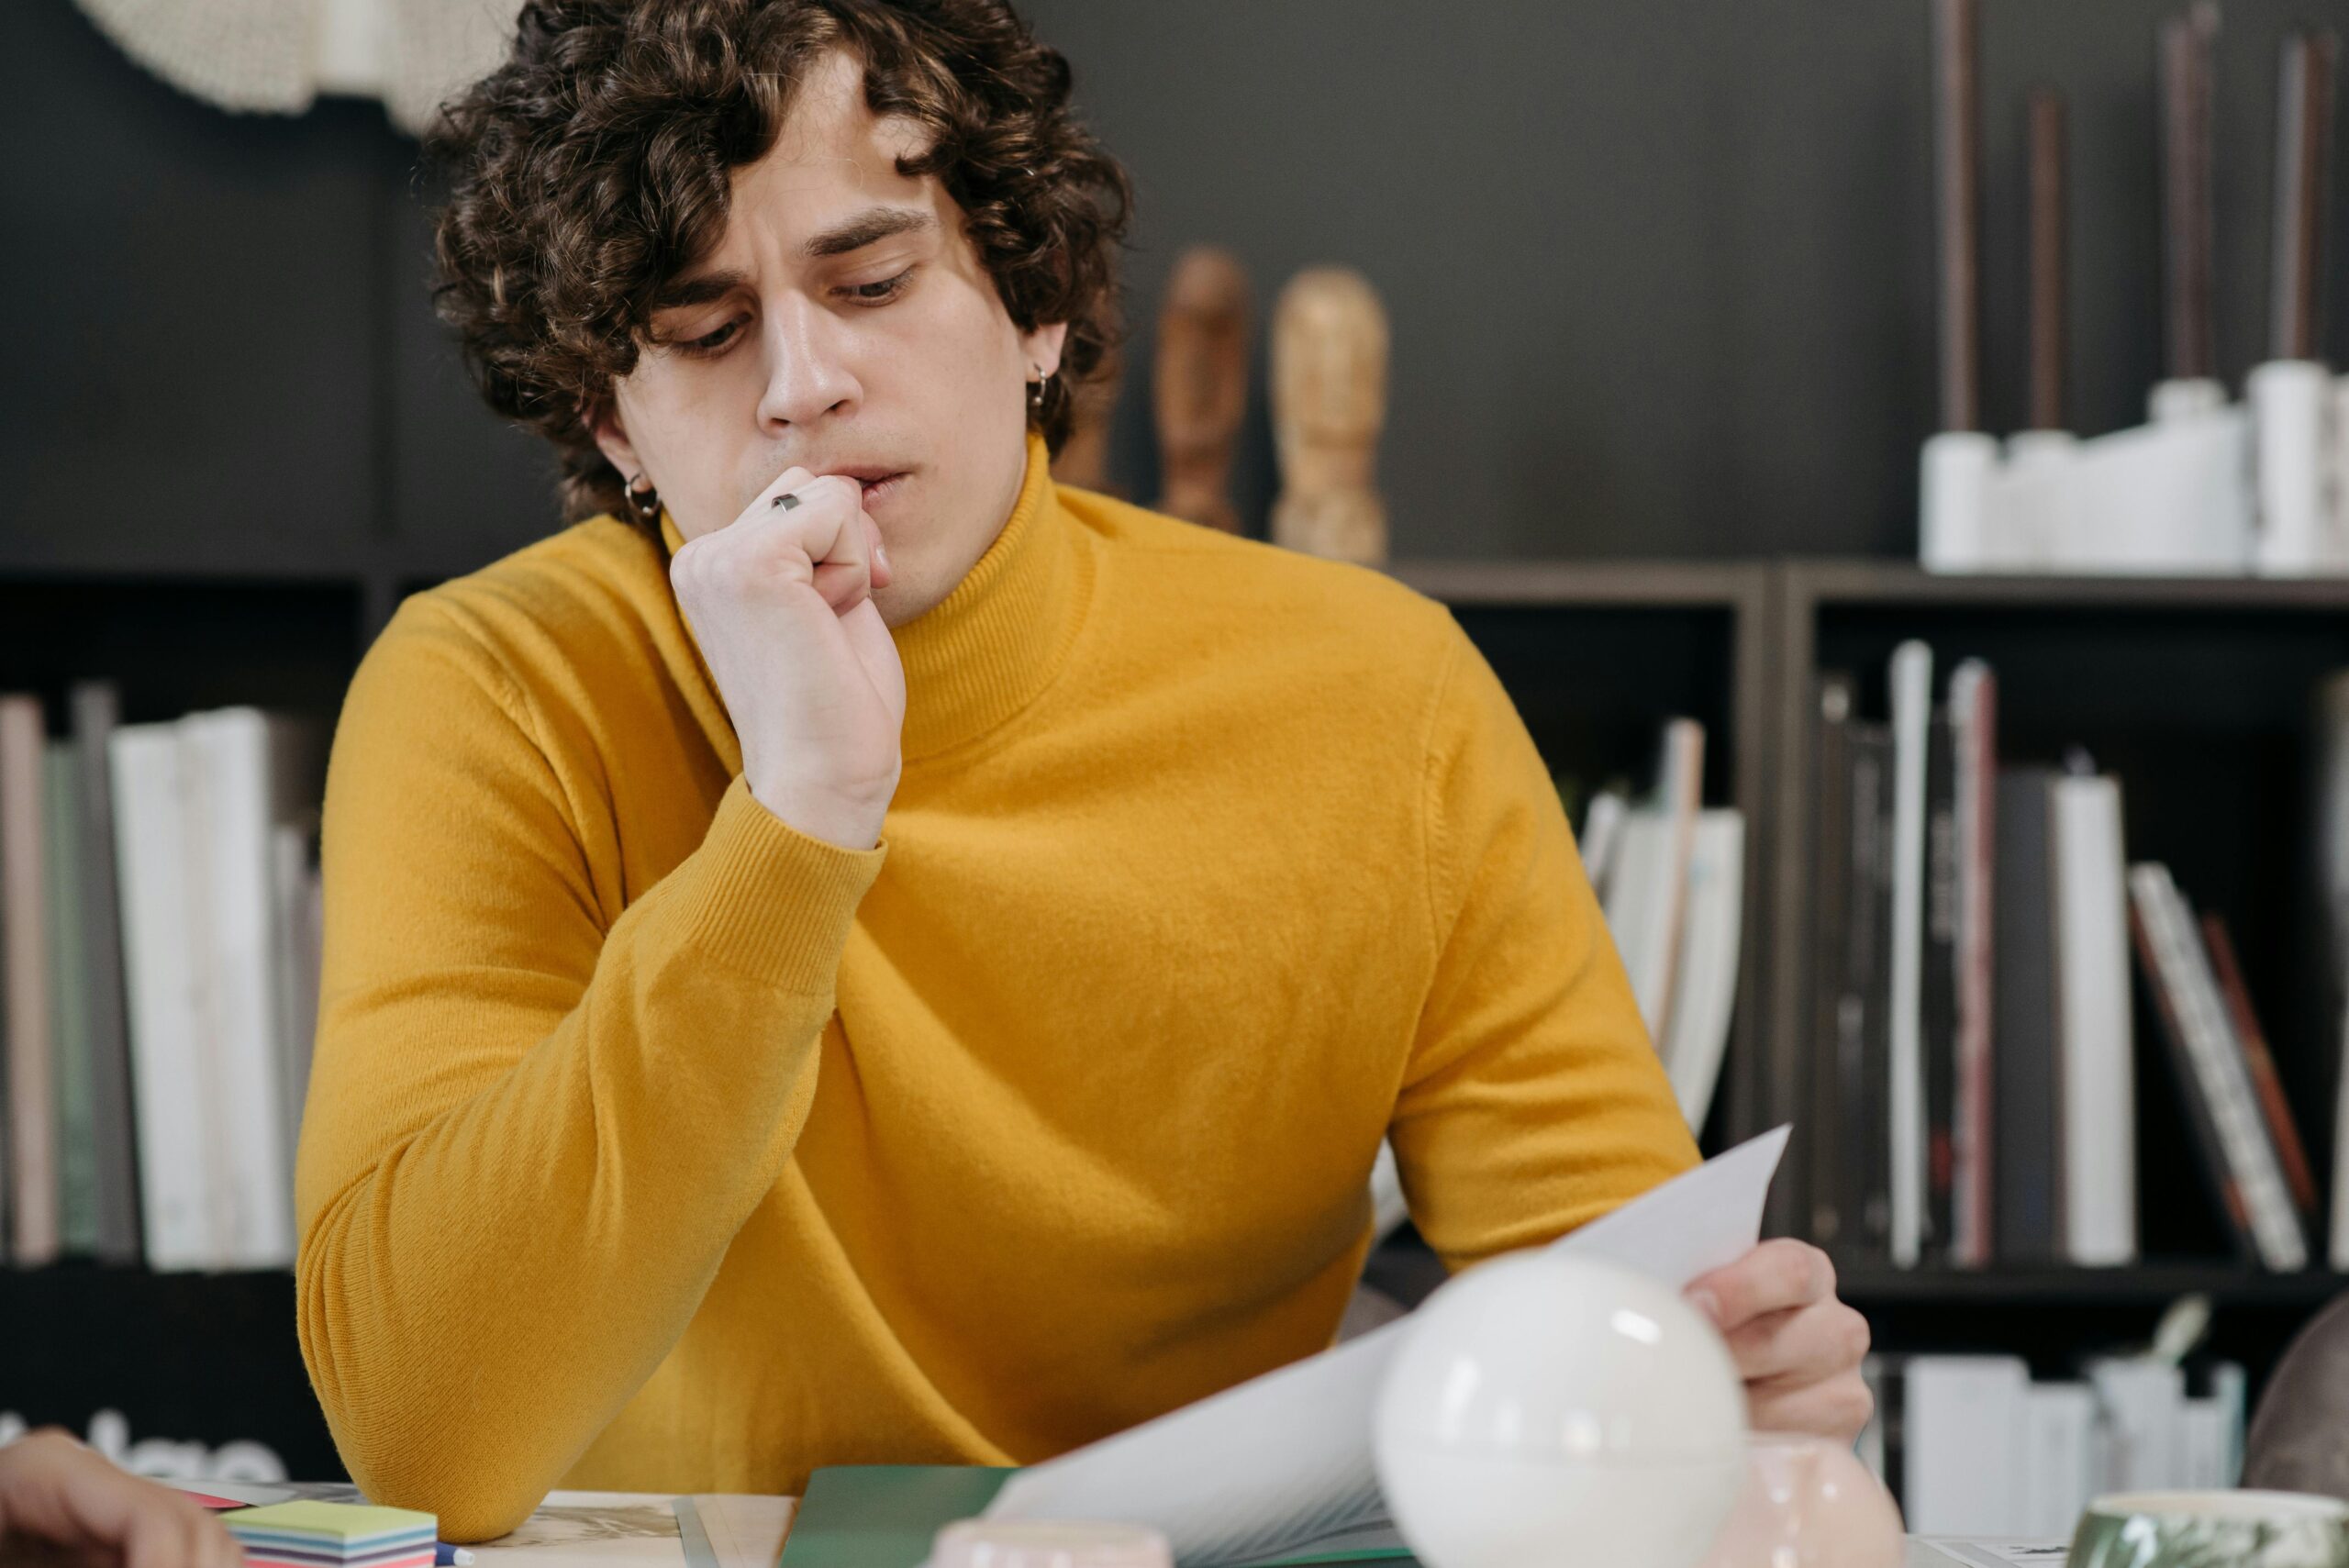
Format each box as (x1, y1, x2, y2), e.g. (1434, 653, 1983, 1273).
(1786, 559, 2349, 611)
(1388, 558, 1767, 607)
(1837, 1265, 2349, 1307)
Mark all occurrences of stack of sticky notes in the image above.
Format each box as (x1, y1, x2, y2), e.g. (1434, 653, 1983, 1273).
(219, 1501, 439, 1568)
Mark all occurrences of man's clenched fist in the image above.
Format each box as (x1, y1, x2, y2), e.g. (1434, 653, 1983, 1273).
(670, 467, 907, 851)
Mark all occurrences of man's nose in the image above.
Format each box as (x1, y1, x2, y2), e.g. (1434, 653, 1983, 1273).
(754, 295, 860, 428)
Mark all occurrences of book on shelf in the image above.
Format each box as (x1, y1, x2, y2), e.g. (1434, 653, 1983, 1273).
(1816, 697, 1897, 1256)
(1863, 1351, 2243, 1538)
(72, 681, 142, 1264)
(2316, 672, 2349, 1272)
(1887, 641, 1932, 1267)
(1, 694, 58, 1265)
(46, 741, 98, 1256)
(1946, 660, 1998, 1268)
(1600, 717, 1704, 1045)
(1584, 717, 1743, 1135)
(1819, 644, 2167, 1272)
(1808, 673, 1857, 1246)
(2128, 864, 2309, 1272)
(0, 687, 327, 1273)
(2200, 916, 2319, 1222)
(1661, 810, 1742, 1129)
(1817, 641, 2349, 1277)
(111, 706, 326, 1272)
(1921, 694, 1960, 1262)
(1992, 767, 2061, 1265)
(2049, 768, 2134, 1268)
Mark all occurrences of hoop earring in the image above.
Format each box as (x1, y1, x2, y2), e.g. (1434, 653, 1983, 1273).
(626, 471, 662, 525)
(1027, 372, 1052, 417)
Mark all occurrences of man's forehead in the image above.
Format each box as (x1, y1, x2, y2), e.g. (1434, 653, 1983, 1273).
(758, 48, 930, 192)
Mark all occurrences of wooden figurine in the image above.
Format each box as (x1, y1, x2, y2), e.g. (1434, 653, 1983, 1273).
(1050, 342, 1122, 495)
(1270, 266, 1388, 565)
(1152, 246, 1252, 533)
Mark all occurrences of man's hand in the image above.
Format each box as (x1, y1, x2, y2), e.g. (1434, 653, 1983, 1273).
(669, 467, 907, 851)
(1686, 1239, 1873, 1440)
(0, 1429, 242, 1567)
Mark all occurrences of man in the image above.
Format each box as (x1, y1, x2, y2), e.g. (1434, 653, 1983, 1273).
(297, 0, 1869, 1541)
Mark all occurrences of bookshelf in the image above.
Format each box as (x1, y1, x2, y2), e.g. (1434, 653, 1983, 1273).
(1759, 562, 2349, 1433)
(10, 553, 2349, 1482)
(1762, 562, 2349, 1244)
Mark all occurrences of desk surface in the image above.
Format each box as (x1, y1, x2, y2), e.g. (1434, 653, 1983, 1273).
(273, 1484, 2023, 1568)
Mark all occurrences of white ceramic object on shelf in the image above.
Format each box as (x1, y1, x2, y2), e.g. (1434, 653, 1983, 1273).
(1996, 428, 2079, 568)
(2252, 359, 2349, 575)
(1372, 1252, 1746, 1568)
(1919, 429, 1998, 573)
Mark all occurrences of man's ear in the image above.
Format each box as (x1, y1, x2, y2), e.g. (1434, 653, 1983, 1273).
(1021, 320, 1072, 382)
(586, 395, 643, 481)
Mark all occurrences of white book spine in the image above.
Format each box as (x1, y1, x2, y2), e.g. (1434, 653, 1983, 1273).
(2019, 1384, 2098, 1540)
(1902, 1356, 2031, 1536)
(182, 711, 293, 1270)
(1600, 812, 1677, 1040)
(2087, 1359, 2185, 1492)
(2211, 1362, 2246, 1485)
(1578, 790, 1628, 897)
(1650, 718, 1706, 1051)
(1660, 810, 1743, 1130)
(2129, 865, 2308, 1270)
(1887, 642, 1933, 1266)
(108, 725, 213, 1271)
(2053, 775, 2136, 1266)
(2179, 1400, 2226, 1490)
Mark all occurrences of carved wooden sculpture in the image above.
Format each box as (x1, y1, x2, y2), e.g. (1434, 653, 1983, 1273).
(1271, 266, 1388, 564)
(1152, 247, 1251, 533)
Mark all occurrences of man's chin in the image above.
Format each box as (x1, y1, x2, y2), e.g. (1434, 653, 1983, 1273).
(872, 571, 945, 629)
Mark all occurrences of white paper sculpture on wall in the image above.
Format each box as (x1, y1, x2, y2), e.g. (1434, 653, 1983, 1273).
(72, 0, 513, 138)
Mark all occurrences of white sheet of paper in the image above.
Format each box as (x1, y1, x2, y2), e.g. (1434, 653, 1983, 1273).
(985, 1128, 1790, 1566)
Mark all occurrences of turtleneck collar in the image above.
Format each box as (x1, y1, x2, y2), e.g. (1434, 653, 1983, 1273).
(658, 432, 1088, 767)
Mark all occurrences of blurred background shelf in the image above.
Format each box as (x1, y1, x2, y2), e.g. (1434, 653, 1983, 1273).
(0, 1264, 339, 1478)
(1835, 1264, 2349, 1307)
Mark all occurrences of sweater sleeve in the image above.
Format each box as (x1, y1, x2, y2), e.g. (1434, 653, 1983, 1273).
(294, 599, 884, 1540)
(1389, 626, 1699, 1273)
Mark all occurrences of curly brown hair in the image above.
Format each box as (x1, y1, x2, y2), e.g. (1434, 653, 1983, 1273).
(427, 0, 1133, 528)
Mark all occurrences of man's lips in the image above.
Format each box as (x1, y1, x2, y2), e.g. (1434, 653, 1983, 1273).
(845, 471, 908, 506)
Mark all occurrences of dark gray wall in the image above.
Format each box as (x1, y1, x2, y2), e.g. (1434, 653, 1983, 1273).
(9, 0, 2349, 570)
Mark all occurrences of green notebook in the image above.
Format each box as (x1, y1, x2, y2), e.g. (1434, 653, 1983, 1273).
(776, 1467, 1415, 1568)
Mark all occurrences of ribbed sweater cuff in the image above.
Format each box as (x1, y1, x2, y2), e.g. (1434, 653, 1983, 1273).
(673, 775, 886, 991)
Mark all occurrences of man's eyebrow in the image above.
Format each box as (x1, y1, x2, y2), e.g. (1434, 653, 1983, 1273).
(804, 206, 937, 259)
(648, 207, 938, 314)
(649, 272, 748, 314)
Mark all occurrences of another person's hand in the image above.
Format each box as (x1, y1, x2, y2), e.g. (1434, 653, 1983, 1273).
(669, 466, 906, 851)
(0, 1429, 242, 1567)
(1686, 1239, 1873, 1440)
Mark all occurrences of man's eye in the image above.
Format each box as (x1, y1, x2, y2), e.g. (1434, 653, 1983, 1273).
(678, 319, 741, 358)
(847, 268, 915, 304)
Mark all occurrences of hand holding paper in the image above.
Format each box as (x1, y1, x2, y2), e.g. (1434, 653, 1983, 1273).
(1687, 1238, 1875, 1440)
(985, 1129, 1795, 1567)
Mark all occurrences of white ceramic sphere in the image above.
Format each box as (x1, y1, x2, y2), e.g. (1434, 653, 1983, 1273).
(1374, 1251, 1747, 1568)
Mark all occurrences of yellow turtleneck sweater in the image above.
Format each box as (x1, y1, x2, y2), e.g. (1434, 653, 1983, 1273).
(295, 435, 1697, 1540)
